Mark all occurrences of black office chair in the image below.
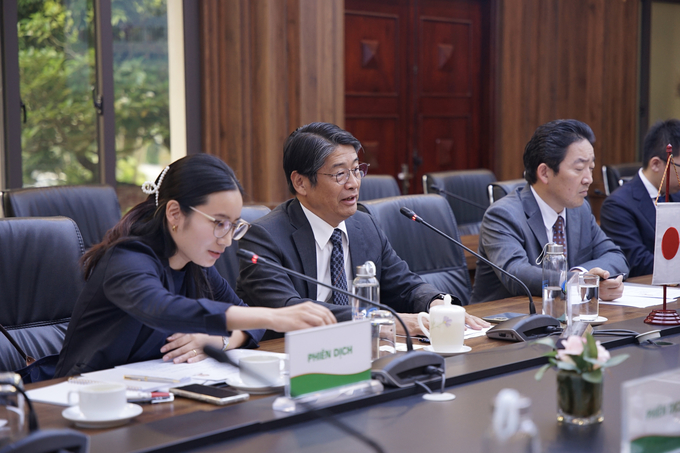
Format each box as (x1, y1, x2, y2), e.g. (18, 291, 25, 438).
(602, 162, 641, 196)
(214, 205, 271, 288)
(423, 169, 496, 235)
(358, 175, 401, 201)
(1, 185, 121, 250)
(0, 217, 85, 375)
(487, 178, 526, 204)
(359, 194, 472, 305)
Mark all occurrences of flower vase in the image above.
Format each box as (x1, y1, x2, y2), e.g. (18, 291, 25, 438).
(556, 370, 603, 425)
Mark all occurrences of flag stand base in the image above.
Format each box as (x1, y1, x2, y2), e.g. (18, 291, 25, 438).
(644, 310, 680, 325)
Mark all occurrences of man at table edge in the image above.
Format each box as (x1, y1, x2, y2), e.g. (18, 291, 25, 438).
(471, 119, 629, 303)
(236, 122, 489, 337)
(600, 119, 680, 277)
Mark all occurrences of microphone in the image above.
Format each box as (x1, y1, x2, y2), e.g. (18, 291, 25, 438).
(399, 207, 561, 342)
(399, 207, 535, 314)
(237, 249, 446, 387)
(429, 184, 487, 211)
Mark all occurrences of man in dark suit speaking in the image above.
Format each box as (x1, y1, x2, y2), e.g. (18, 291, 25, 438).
(236, 122, 488, 336)
(600, 119, 680, 277)
(471, 119, 628, 303)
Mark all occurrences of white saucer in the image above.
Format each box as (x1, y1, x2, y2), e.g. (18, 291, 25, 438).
(424, 345, 472, 357)
(224, 376, 285, 395)
(574, 316, 608, 326)
(62, 403, 143, 429)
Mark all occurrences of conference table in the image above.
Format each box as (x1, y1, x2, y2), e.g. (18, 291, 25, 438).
(26, 275, 680, 452)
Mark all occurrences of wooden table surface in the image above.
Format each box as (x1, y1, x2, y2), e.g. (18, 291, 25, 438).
(27, 275, 675, 436)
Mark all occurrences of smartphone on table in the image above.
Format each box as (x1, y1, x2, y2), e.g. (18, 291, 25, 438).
(169, 384, 249, 406)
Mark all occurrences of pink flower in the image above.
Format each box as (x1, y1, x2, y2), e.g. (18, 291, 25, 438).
(556, 335, 585, 361)
(593, 341, 610, 369)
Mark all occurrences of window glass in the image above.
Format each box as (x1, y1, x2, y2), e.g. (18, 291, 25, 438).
(18, 0, 97, 186)
(112, 0, 170, 186)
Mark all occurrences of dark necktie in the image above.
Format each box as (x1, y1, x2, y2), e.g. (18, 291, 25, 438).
(329, 229, 349, 305)
(552, 216, 567, 258)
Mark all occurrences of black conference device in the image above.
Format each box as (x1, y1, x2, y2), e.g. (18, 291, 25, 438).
(370, 351, 445, 388)
(236, 249, 444, 387)
(399, 207, 560, 342)
(485, 314, 561, 342)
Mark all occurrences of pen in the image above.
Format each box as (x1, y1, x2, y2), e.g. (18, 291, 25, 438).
(124, 375, 189, 384)
(127, 391, 174, 404)
(608, 272, 627, 280)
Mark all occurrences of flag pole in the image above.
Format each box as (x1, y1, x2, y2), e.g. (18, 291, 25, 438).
(645, 144, 680, 325)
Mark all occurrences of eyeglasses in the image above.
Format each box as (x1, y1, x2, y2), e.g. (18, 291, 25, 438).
(189, 206, 251, 240)
(319, 163, 370, 185)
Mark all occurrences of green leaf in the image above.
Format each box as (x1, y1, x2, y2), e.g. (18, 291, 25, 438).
(535, 364, 550, 381)
(582, 369, 603, 384)
(603, 354, 629, 368)
(584, 333, 598, 360)
(532, 337, 557, 349)
(555, 361, 579, 372)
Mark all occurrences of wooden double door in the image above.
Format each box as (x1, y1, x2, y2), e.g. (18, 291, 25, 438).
(345, 0, 492, 194)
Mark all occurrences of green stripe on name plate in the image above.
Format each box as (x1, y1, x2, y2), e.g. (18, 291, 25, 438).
(289, 370, 371, 397)
(630, 435, 680, 453)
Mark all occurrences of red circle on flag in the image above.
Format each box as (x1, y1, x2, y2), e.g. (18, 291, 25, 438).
(662, 227, 680, 260)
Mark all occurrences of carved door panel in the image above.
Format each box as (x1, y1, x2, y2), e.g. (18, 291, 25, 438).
(345, 0, 490, 194)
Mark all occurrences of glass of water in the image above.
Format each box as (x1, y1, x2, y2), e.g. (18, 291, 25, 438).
(578, 273, 600, 321)
(369, 310, 396, 361)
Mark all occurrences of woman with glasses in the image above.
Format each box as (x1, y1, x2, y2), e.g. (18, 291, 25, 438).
(55, 154, 335, 377)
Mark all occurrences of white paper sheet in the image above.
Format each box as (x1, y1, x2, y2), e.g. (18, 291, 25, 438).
(600, 283, 680, 308)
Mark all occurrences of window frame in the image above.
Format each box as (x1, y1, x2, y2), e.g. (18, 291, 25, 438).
(0, 0, 200, 189)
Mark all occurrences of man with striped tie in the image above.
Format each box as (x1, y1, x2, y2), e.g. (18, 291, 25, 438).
(236, 122, 489, 338)
(472, 119, 628, 303)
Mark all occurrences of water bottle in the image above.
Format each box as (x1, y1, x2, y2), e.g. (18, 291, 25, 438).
(541, 243, 568, 324)
(482, 389, 541, 453)
(352, 261, 379, 321)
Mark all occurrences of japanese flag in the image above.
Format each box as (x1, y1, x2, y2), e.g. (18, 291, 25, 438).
(652, 202, 680, 285)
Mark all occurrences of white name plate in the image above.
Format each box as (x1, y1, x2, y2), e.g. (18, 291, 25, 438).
(285, 320, 371, 398)
(622, 367, 680, 452)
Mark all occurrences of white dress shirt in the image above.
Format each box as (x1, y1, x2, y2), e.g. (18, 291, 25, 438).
(639, 168, 661, 201)
(531, 186, 567, 246)
(299, 203, 353, 302)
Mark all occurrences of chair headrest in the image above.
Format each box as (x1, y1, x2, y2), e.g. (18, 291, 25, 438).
(3, 185, 121, 249)
(0, 217, 85, 326)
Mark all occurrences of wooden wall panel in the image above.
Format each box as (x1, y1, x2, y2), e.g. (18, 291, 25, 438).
(200, 0, 344, 206)
(496, 0, 639, 200)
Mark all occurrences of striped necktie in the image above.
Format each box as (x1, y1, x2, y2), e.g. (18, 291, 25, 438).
(329, 229, 349, 305)
(552, 215, 567, 258)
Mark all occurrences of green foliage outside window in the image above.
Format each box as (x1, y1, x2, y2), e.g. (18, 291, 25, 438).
(18, 0, 169, 187)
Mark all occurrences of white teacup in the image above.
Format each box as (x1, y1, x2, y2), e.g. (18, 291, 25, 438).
(240, 355, 281, 387)
(417, 303, 466, 352)
(68, 383, 127, 418)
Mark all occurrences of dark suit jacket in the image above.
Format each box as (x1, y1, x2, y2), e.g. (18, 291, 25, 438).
(236, 199, 442, 324)
(55, 240, 263, 377)
(600, 173, 680, 277)
(471, 184, 628, 302)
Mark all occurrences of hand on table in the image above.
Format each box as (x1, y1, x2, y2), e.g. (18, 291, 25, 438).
(161, 333, 221, 364)
(269, 302, 337, 332)
(588, 267, 624, 301)
(465, 313, 491, 330)
(396, 311, 490, 336)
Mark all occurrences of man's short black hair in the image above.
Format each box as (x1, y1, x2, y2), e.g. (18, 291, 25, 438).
(642, 119, 680, 169)
(523, 119, 596, 185)
(283, 122, 362, 195)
